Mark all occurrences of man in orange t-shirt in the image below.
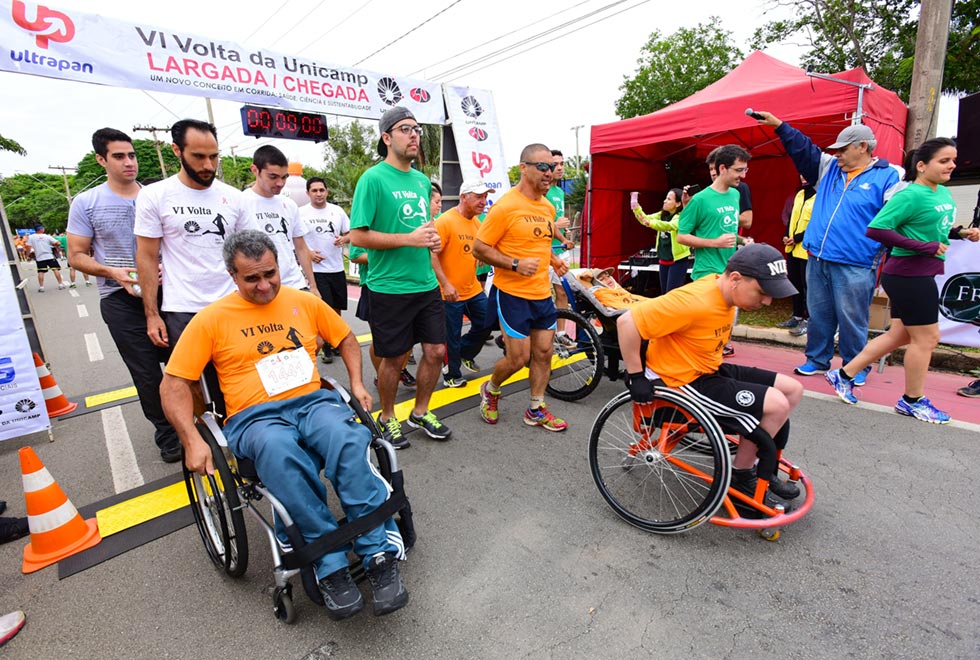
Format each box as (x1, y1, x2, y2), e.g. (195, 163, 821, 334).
(473, 143, 570, 432)
(432, 179, 495, 388)
(617, 243, 804, 512)
(160, 230, 408, 621)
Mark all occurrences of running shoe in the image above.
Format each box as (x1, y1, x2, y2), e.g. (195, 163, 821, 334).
(461, 358, 480, 373)
(957, 379, 980, 398)
(57, 283, 67, 290)
(378, 416, 410, 450)
(794, 360, 827, 376)
(317, 566, 365, 621)
(320, 349, 333, 364)
(777, 315, 802, 328)
(722, 343, 735, 358)
(442, 376, 467, 388)
(555, 332, 575, 348)
(0, 610, 26, 647)
(523, 404, 568, 432)
(825, 369, 857, 405)
(406, 410, 452, 440)
(480, 381, 500, 424)
(788, 319, 808, 337)
(400, 369, 416, 388)
(37, 286, 44, 293)
(894, 397, 951, 424)
(853, 368, 868, 387)
(365, 552, 409, 616)
(69, 283, 77, 289)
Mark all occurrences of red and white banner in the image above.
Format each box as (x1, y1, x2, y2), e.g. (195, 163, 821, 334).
(0, 0, 446, 123)
(936, 240, 980, 348)
(444, 85, 510, 198)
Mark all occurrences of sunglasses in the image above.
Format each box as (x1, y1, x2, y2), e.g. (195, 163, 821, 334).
(522, 161, 557, 172)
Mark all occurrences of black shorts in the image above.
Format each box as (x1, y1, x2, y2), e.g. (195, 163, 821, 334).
(678, 363, 776, 436)
(881, 273, 938, 326)
(368, 286, 446, 358)
(314, 271, 348, 312)
(35, 258, 61, 272)
(355, 285, 371, 323)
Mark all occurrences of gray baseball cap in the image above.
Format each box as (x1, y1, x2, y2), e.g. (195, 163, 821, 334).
(828, 124, 877, 151)
(377, 106, 417, 157)
(726, 243, 798, 298)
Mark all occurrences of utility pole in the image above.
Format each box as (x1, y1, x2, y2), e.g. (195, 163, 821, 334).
(47, 165, 76, 203)
(570, 125, 585, 171)
(905, 0, 953, 152)
(133, 125, 170, 177)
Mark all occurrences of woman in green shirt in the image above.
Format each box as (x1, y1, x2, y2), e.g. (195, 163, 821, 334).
(631, 187, 691, 293)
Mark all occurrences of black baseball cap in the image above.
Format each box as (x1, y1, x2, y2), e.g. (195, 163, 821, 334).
(377, 106, 416, 157)
(726, 243, 798, 298)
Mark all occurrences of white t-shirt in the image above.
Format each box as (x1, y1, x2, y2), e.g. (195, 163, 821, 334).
(243, 189, 309, 289)
(134, 175, 251, 313)
(26, 232, 58, 261)
(299, 202, 350, 273)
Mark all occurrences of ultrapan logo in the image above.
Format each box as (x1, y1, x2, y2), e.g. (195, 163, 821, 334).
(12, 1, 74, 49)
(471, 152, 492, 176)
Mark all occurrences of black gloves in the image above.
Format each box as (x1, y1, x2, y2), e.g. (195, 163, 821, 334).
(627, 371, 653, 403)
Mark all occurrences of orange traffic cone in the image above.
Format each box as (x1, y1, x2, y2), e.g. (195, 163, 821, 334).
(20, 447, 101, 573)
(32, 353, 77, 417)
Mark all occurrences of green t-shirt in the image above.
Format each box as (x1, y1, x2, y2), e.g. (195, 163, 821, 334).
(678, 187, 740, 280)
(55, 234, 68, 257)
(475, 211, 491, 276)
(350, 162, 437, 294)
(349, 244, 368, 281)
(868, 183, 956, 260)
(546, 185, 566, 251)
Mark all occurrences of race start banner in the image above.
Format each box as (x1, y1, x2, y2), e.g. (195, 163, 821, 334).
(0, 0, 446, 124)
(0, 264, 50, 442)
(936, 240, 980, 348)
(444, 86, 510, 198)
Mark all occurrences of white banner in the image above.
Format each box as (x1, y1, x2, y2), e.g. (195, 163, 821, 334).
(0, 264, 50, 441)
(444, 85, 510, 200)
(936, 240, 980, 348)
(0, 0, 446, 124)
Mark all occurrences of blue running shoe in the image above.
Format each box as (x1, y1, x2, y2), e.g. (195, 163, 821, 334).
(853, 368, 869, 387)
(794, 360, 828, 376)
(825, 369, 857, 404)
(894, 397, 951, 424)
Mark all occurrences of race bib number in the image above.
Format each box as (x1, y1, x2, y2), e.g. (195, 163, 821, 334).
(255, 349, 314, 397)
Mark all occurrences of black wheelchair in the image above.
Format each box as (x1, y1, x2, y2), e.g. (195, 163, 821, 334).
(181, 376, 415, 623)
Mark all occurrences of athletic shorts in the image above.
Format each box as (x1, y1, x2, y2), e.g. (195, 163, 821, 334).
(314, 271, 348, 312)
(35, 258, 60, 273)
(882, 273, 938, 326)
(488, 286, 557, 339)
(355, 285, 370, 323)
(368, 286, 446, 358)
(678, 363, 776, 436)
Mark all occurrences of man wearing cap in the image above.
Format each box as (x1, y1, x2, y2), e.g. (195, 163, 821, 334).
(473, 143, 570, 432)
(753, 112, 903, 380)
(617, 243, 804, 513)
(349, 106, 451, 448)
(431, 179, 495, 388)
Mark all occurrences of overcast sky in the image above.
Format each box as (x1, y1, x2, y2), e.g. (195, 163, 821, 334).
(0, 0, 961, 179)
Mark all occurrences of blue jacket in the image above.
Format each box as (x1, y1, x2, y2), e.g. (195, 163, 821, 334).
(775, 122, 903, 269)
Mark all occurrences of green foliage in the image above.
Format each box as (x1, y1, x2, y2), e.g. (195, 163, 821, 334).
(0, 132, 26, 156)
(616, 20, 744, 119)
(751, 0, 980, 100)
(508, 164, 521, 187)
(0, 173, 71, 231)
(321, 120, 378, 208)
(219, 155, 253, 190)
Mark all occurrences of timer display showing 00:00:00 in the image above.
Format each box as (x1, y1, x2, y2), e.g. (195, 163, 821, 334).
(244, 108, 326, 137)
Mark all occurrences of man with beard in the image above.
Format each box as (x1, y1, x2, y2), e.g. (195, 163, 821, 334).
(135, 119, 253, 349)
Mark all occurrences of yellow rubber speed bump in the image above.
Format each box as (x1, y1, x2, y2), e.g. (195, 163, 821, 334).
(95, 481, 189, 537)
(85, 386, 138, 408)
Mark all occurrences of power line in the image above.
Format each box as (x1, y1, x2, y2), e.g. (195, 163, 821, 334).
(241, 0, 292, 44)
(268, 0, 328, 49)
(141, 90, 182, 120)
(294, 0, 378, 54)
(353, 0, 465, 67)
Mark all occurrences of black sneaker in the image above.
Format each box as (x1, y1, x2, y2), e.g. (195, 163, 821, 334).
(379, 416, 410, 450)
(768, 475, 801, 500)
(365, 552, 409, 616)
(0, 500, 6, 515)
(160, 443, 182, 464)
(406, 352, 417, 366)
(730, 468, 792, 518)
(400, 369, 417, 388)
(0, 516, 29, 544)
(406, 411, 452, 440)
(317, 566, 365, 620)
(320, 349, 333, 364)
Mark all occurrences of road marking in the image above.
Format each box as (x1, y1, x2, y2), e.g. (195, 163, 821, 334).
(803, 390, 980, 433)
(101, 406, 145, 493)
(85, 386, 138, 408)
(356, 331, 372, 344)
(69, 288, 80, 298)
(84, 332, 104, 361)
(77, 304, 89, 318)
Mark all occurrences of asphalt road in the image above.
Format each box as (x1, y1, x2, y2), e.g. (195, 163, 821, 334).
(2, 266, 979, 659)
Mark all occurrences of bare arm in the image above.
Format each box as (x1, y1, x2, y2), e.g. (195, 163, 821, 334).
(292, 236, 320, 299)
(336, 331, 371, 411)
(430, 251, 457, 301)
(739, 210, 753, 230)
(472, 239, 539, 276)
(160, 373, 213, 475)
(677, 233, 736, 249)
(617, 311, 644, 374)
(349, 224, 439, 250)
(67, 233, 139, 295)
(136, 236, 168, 347)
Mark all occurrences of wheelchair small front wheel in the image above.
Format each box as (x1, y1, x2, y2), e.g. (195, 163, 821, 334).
(273, 585, 296, 624)
(589, 389, 731, 533)
(547, 308, 604, 401)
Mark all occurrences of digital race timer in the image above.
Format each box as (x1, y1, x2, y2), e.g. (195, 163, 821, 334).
(239, 105, 329, 143)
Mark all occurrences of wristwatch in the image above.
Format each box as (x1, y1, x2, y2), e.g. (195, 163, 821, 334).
(511, 258, 519, 271)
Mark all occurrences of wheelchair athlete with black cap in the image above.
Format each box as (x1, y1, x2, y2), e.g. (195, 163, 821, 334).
(616, 243, 805, 513)
(161, 229, 408, 620)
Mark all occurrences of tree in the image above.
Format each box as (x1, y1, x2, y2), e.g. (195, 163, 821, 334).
(751, 0, 980, 100)
(1, 133, 26, 156)
(615, 19, 744, 119)
(73, 139, 180, 189)
(321, 120, 378, 208)
(0, 173, 71, 231)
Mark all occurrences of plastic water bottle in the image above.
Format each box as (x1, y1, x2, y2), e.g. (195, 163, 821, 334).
(130, 271, 142, 297)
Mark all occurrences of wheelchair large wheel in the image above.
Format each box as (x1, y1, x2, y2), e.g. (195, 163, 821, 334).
(183, 424, 249, 577)
(588, 389, 731, 533)
(547, 308, 604, 401)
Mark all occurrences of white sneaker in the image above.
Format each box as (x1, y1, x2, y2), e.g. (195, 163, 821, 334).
(57, 283, 67, 290)
(37, 286, 44, 293)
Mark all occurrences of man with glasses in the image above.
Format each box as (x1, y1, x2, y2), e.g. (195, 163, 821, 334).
(752, 112, 903, 380)
(349, 106, 451, 449)
(473, 144, 570, 432)
(678, 144, 753, 282)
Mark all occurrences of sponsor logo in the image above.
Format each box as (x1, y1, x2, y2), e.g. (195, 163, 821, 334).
(15, 398, 36, 413)
(0, 357, 14, 384)
(409, 87, 431, 103)
(377, 77, 402, 106)
(257, 340, 275, 355)
(735, 390, 755, 407)
(468, 127, 488, 142)
(471, 152, 492, 176)
(12, 1, 74, 48)
(461, 95, 483, 118)
(939, 273, 980, 326)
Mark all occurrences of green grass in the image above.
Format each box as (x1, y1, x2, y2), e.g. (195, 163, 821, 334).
(739, 298, 794, 327)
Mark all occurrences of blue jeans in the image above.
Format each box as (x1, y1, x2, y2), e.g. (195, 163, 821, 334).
(444, 291, 491, 379)
(804, 257, 875, 369)
(224, 389, 404, 578)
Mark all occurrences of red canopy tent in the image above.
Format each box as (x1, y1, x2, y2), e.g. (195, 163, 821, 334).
(585, 51, 908, 272)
